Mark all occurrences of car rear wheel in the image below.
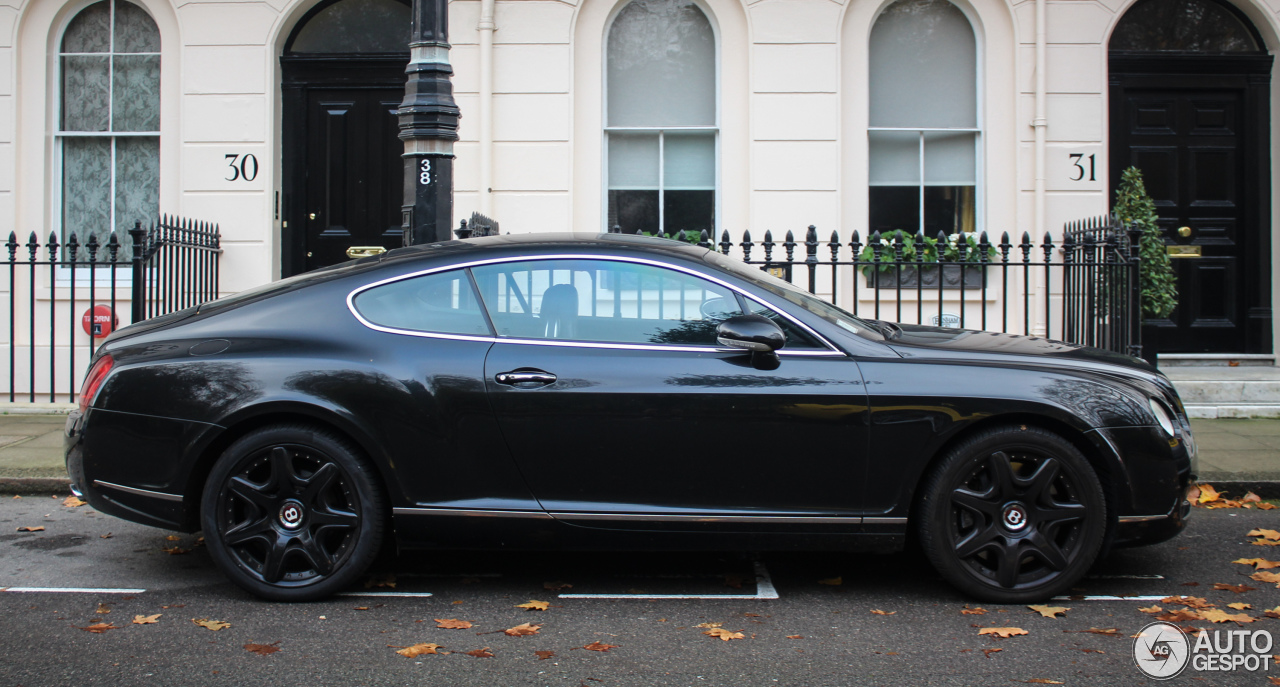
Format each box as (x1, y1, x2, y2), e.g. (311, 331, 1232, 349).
(201, 425, 385, 601)
(916, 425, 1106, 604)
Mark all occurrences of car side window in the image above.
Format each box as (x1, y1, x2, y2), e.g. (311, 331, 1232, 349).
(352, 269, 491, 336)
(471, 259, 744, 346)
(744, 299, 826, 350)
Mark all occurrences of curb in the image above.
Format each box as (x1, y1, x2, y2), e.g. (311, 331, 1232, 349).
(1196, 480, 1280, 500)
(0, 476, 71, 495)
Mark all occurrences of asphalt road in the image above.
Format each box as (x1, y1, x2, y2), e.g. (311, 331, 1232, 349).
(0, 498, 1278, 686)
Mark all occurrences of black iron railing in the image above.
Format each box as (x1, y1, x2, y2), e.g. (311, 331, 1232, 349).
(5, 215, 221, 402)
(665, 214, 1140, 356)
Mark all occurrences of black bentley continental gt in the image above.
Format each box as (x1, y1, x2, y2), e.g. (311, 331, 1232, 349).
(65, 233, 1195, 603)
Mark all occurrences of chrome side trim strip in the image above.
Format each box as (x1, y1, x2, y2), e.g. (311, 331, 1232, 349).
(346, 253, 845, 355)
(392, 507, 553, 520)
(1118, 514, 1168, 524)
(549, 512, 863, 524)
(861, 517, 909, 525)
(93, 480, 183, 503)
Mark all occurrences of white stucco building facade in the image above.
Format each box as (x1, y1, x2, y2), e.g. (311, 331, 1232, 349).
(0, 0, 1276, 396)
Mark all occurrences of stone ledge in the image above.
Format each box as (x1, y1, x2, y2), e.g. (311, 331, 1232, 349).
(1185, 404, 1280, 419)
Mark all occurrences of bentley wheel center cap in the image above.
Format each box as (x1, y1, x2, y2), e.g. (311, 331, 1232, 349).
(1002, 503, 1028, 531)
(279, 501, 305, 530)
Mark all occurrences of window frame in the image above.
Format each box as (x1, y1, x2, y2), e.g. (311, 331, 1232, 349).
(866, 0, 984, 237)
(346, 254, 843, 356)
(601, 0, 722, 235)
(350, 267, 494, 337)
(52, 0, 162, 282)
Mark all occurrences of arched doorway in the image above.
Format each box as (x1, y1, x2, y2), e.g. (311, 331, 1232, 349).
(280, 0, 410, 276)
(1109, 0, 1272, 353)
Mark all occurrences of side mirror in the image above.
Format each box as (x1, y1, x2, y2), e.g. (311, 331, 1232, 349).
(716, 314, 785, 353)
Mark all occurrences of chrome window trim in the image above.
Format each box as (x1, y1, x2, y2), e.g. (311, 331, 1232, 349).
(93, 480, 183, 503)
(346, 253, 844, 356)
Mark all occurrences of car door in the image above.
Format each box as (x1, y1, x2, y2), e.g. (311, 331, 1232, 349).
(346, 267, 540, 512)
(471, 256, 870, 529)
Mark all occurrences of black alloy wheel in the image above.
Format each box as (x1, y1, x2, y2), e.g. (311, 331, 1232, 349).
(201, 425, 385, 601)
(916, 425, 1106, 603)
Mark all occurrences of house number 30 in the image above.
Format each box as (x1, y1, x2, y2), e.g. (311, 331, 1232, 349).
(224, 154, 259, 182)
(419, 159, 432, 186)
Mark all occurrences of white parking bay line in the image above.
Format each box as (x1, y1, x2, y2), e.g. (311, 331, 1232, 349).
(336, 591, 434, 598)
(1, 587, 146, 594)
(1051, 595, 1169, 602)
(559, 562, 780, 601)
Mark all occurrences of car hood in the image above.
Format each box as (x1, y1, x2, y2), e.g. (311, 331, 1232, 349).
(880, 322, 1156, 375)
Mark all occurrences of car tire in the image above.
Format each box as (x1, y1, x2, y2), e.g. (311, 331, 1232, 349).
(916, 425, 1107, 604)
(200, 424, 385, 602)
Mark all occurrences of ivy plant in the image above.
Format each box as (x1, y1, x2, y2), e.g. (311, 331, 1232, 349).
(1113, 167, 1178, 319)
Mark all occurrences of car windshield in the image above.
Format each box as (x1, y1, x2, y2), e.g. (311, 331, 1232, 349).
(702, 251, 885, 341)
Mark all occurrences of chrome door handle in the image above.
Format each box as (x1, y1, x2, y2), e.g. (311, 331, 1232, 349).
(495, 370, 557, 387)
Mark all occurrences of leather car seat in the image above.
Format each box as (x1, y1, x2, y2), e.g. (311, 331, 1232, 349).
(539, 283, 580, 339)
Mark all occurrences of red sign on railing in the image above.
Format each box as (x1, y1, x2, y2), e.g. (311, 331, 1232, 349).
(81, 305, 117, 338)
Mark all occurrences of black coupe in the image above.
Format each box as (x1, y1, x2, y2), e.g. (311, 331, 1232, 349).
(65, 233, 1195, 603)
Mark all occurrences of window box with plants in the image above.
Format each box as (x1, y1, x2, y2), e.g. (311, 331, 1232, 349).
(859, 230, 997, 290)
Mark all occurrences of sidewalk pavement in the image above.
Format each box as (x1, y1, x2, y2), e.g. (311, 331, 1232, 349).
(0, 415, 1277, 494)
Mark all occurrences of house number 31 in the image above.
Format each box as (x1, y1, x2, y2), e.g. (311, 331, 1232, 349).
(419, 159, 432, 186)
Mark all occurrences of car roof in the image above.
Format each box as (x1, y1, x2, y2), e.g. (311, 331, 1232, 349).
(374, 232, 711, 267)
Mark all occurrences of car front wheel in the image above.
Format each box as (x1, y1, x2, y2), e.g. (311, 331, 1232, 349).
(916, 425, 1107, 604)
(201, 424, 385, 601)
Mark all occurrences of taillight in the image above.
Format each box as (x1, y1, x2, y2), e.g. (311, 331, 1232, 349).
(78, 355, 114, 413)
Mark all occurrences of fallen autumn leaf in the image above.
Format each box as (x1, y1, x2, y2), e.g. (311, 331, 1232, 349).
(76, 622, 119, 633)
(978, 627, 1028, 638)
(504, 623, 541, 637)
(464, 647, 494, 658)
(192, 618, 230, 631)
(1200, 609, 1254, 624)
(516, 600, 550, 611)
(132, 614, 161, 625)
(434, 619, 472, 629)
(583, 641, 618, 652)
(703, 628, 745, 641)
(394, 643, 443, 657)
(1028, 605, 1069, 618)
(244, 642, 281, 656)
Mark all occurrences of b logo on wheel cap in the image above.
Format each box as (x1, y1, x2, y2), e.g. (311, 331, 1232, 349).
(1002, 503, 1028, 531)
(279, 501, 304, 530)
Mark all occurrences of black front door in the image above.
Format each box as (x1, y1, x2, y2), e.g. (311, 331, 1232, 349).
(282, 57, 407, 276)
(1109, 55, 1272, 353)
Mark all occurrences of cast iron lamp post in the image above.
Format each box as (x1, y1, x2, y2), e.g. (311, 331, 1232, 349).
(399, 0, 459, 245)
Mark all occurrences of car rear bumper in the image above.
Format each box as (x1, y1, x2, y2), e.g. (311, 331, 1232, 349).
(65, 408, 205, 532)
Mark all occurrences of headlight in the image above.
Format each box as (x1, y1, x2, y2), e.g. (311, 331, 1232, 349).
(1149, 398, 1176, 436)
